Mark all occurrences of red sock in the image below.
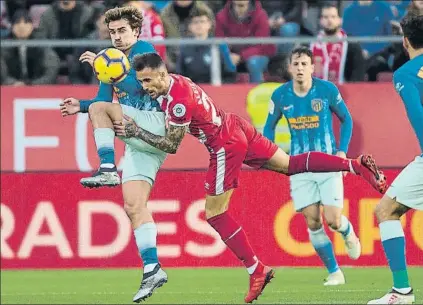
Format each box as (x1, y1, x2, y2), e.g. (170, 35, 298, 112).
(288, 152, 354, 175)
(207, 212, 257, 268)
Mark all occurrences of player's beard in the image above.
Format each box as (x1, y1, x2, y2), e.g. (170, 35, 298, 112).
(323, 26, 339, 36)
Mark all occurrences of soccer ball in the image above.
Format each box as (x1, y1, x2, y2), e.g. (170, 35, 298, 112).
(93, 48, 131, 84)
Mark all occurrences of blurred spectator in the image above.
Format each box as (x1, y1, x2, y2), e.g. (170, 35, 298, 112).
(1, 0, 11, 37)
(1, 10, 60, 85)
(302, 0, 340, 35)
(342, 0, 395, 59)
(204, 0, 227, 14)
(152, 0, 171, 11)
(408, 0, 423, 15)
(161, 0, 214, 71)
(69, 8, 111, 84)
(261, 0, 303, 54)
(216, 0, 276, 83)
(387, 0, 411, 20)
(123, 1, 167, 60)
(310, 4, 365, 83)
(36, 0, 97, 77)
(176, 8, 236, 83)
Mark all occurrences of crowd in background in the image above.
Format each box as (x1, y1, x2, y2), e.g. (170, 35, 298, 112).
(1, 0, 422, 86)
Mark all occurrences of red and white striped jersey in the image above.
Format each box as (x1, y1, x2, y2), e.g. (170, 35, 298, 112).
(157, 74, 234, 151)
(138, 9, 167, 60)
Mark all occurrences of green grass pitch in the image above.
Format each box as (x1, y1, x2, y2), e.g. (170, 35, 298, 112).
(1, 267, 422, 304)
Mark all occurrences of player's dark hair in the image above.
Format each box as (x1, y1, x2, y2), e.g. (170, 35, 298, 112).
(400, 14, 423, 49)
(190, 6, 212, 20)
(289, 46, 314, 63)
(320, 3, 340, 17)
(133, 53, 166, 71)
(104, 6, 143, 31)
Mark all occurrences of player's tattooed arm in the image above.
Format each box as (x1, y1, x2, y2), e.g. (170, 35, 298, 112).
(115, 115, 187, 154)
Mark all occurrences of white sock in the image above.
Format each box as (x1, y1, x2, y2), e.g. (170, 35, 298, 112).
(144, 263, 158, 273)
(393, 287, 412, 294)
(246, 259, 259, 275)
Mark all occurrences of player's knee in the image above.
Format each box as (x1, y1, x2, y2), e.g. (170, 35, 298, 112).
(88, 101, 109, 118)
(326, 216, 341, 231)
(374, 196, 397, 223)
(123, 200, 147, 220)
(304, 215, 322, 231)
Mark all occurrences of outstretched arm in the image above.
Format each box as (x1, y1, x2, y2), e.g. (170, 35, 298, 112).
(114, 115, 188, 154)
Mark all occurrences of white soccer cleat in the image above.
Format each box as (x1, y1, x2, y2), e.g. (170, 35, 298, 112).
(133, 264, 168, 303)
(367, 289, 415, 304)
(344, 229, 361, 260)
(323, 269, 345, 286)
(80, 168, 121, 188)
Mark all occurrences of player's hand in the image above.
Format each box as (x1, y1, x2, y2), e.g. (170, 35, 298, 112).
(79, 51, 97, 67)
(230, 53, 241, 65)
(114, 114, 140, 138)
(336, 151, 348, 177)
(60, 98, 80, 117)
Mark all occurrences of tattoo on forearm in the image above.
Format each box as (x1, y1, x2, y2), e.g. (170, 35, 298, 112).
(124, 122, 139, 138)
(134, 124, 187, 154)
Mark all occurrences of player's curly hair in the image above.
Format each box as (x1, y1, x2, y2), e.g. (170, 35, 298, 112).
(401, 14, 423, 49)
(104, 6, 143, 31)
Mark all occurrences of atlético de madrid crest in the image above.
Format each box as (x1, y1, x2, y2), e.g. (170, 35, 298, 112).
(311, 99, 323, 112)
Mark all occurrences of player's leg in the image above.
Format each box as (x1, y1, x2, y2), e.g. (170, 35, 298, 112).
(204, 130, 274, 303)
(301, 203, 344, 286)
(80, 102, 123, 187)
(290, 173, 344, 285)
(368, 156, 423, 304)
(82, 104, 166, 188)
(236, 116, 387, 193)
(259, 148, 387, 193)
(122, 146, 168, 303)
(320, 172, 361, 261)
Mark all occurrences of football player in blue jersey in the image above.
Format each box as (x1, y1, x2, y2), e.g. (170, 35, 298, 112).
(264, 46, 361, 286)
(368, 14, 423, 305)
(60, 6, 167, 303)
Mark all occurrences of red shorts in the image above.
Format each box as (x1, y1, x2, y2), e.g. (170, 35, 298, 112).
(205, 115, 278, 195)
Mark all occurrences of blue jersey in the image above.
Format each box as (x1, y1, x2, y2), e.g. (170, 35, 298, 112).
(264, 78, 353, 156)
(393, 53, 423, 155)
(80, 41, 161, 113)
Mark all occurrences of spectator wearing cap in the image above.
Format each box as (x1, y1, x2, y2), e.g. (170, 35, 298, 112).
(1, 10, 60, 85)
(215, 0, 276, 83)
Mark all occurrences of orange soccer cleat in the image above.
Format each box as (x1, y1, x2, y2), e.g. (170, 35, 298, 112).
(244, 263, 275, 303)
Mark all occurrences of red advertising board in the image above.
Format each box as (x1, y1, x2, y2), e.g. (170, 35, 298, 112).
(1, 170, 422, 269)
(0, 84, 420, 172)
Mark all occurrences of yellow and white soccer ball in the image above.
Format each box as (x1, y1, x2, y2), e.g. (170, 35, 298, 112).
(93, 48, 131, 84)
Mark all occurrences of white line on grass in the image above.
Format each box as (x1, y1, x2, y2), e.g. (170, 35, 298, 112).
(3, 289, 410, 297)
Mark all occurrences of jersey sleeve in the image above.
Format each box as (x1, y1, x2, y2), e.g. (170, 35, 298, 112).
(328, 82, 353, 153)
(263, 86, 284, 142)
(79, 81, 114, 113)
(393, 70, 423, 151)
(167, 100, 193, 127)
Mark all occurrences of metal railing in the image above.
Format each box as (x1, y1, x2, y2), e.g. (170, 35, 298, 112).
(1, 36, 403, 85)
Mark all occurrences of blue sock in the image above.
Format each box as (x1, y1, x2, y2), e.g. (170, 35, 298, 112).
(94, 128, 115, 167)
(380, 220, 410, 289)
(309, 228, 339, 274)
(134, 222, 159, 273)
